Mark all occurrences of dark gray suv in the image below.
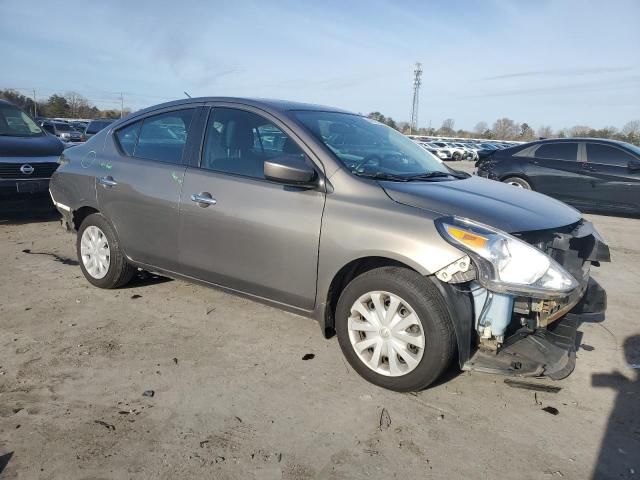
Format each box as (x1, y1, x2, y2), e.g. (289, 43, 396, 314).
(49, 98, 609, 391)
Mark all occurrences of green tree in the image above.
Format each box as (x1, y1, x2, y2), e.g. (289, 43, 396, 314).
(367, 112, 386, 123)
(519, 123, 535, 140)
(46, 94, 70, 117)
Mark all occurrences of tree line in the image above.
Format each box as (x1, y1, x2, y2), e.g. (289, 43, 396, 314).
(367, 112, 640, 145)
(0, 89, 130, 119)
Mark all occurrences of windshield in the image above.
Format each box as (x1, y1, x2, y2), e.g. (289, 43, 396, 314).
(0, 103, 44, 137)
(293, 111, 455, 180)
(54, 123, 72, 132)
(86, 120, 113, 134)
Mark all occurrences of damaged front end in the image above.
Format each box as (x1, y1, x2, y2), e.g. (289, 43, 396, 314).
(435, 217, 609, 379)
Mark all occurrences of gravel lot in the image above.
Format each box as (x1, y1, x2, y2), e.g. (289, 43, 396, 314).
(0, 185, 638, 479)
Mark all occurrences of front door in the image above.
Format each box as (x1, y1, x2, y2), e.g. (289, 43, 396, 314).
(584, 142, 640, 213)
(96, 107, 198, 271)
(178, 106, 325, 309)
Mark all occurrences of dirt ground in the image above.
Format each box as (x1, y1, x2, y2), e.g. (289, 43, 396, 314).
(0, 191, 638, 480)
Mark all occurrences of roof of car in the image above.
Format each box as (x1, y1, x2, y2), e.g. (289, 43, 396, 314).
(531, 137, 629, 146)
(131, 97, 353, 120)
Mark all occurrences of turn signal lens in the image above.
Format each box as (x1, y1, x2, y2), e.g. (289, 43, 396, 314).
(446, 226, 488, 249)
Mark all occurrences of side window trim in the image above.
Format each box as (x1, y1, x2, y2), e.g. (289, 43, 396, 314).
(113, 105, 199, 164)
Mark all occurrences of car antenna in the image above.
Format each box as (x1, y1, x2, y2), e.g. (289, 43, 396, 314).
(184, 91, 192, 98)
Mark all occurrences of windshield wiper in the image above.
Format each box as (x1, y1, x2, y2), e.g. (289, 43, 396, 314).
(404, 171, 469, 181)
(353, 171, 411, 182)
(354, 170, 469, 182)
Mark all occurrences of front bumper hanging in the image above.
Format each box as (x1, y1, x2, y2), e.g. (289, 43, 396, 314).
(462, 277, 606, 379)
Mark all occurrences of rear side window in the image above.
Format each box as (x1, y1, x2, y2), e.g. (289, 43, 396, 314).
(115, 121, 141, 156)
(586, 143, 636, 166)
(534, 143, 578, 161)
(118, 109, 195, 164)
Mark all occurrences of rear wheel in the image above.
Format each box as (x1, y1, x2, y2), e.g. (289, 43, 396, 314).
(502, 176, 532, 189)
(77, 213, 136, 288)
(452, 152, 461, 161)
(335, 267, 455, 392)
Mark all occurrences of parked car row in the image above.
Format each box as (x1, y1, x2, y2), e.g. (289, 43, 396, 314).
(0, 96, 624, 392)
(35, 117, 115, 143)
(409, 136, 518, 161)
(0, 101, 120, 195)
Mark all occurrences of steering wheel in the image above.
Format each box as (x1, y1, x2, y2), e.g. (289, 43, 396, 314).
(354, 154, 383, 172)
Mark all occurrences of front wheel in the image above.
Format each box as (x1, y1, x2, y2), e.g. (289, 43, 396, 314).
(452, 152, 461, 161)
(77, 213, 136, 288)
(335, 267, 455, 392)
(502, 176, 532, 190)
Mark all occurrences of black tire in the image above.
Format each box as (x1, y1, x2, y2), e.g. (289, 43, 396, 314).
(76, 213, 136, 289)
(335, 267, 455, 392)
(452, 152, 461, 161)
(502, 176, 532, 190)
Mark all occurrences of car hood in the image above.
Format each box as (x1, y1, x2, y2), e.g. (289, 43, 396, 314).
(0, 134, 64, 157)
(380, 175, 582, 233)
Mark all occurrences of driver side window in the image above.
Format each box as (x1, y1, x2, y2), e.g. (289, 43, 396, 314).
(201, 108, 305, 179)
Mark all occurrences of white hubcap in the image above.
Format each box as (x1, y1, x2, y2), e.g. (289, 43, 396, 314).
(80, 226, 110, 279)
(347, 291, 425, 377)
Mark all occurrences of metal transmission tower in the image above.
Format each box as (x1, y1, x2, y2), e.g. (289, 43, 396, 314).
(410, 62, 423, 134)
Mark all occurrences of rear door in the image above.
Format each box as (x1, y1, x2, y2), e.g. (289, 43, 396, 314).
(178, 105, 326, 309)
(584, 142, 640, 213)
(527, 142, 590, 205)
(96, 106, 201, 271)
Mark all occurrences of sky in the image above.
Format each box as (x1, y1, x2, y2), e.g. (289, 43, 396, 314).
(1, 0, 639, 131)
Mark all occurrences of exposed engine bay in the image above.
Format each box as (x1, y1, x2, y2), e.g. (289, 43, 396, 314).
(435, 219, 610, 379)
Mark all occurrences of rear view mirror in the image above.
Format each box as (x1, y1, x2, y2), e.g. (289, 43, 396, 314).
(264, 154, 317, 186)
(628, 160, 640, 172)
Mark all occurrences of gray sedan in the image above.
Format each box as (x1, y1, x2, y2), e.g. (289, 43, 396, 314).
(49, 97, 609, 391)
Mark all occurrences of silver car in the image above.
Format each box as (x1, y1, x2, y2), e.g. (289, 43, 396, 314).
(49, 98, 609, 391)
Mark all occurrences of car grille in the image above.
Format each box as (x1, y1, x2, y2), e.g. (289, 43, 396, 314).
(0, 162, 59, 179)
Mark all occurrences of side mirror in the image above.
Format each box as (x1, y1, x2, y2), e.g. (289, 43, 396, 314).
(628, 160, 640, 172)
(264, 154, 317, 186)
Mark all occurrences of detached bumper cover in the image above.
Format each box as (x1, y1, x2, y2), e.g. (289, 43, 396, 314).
(463, 277, 606, 379)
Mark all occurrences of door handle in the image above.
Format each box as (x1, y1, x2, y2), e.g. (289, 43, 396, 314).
(98, 176, 118, 187)
(191, 192, 217, 207)
(580, 163, 594, 171)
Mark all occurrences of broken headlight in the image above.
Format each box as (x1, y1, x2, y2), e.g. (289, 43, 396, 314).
(436, 216, 578, 298)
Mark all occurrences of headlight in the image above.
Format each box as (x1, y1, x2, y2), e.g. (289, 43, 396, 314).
(436, 216, 578, 298)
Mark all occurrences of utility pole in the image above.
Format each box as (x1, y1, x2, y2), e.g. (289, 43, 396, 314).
(120, 92, 124, 118)
(32, 88, 37, 117)
(410, 62, 423, 134)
